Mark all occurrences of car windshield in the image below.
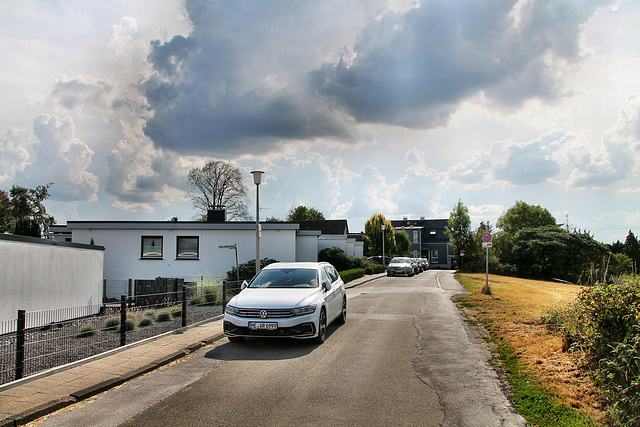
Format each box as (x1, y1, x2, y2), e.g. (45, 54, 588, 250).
(248, 268, 319, 288)
(390, 258, 410, 264)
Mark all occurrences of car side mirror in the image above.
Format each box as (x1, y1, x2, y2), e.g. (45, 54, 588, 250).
(323, 280, 332, 291)
(241, 280, 249, 290)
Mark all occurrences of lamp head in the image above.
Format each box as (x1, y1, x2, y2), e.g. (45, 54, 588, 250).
(250, 170, 265, 185)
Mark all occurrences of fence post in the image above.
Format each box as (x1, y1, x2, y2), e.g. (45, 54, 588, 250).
(15, 310, 25, 381)
(222, 280, 227, 309)
(128, 279, 133, 306)
(120, 295, 126, 346)
(103, 279, 107, 304)
(181, 283, 187, 328)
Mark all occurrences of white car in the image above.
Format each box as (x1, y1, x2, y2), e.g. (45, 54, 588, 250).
(223, 262, 346, 343)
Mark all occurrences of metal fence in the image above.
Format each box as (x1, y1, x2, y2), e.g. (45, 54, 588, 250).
(0, 280, 243, 386)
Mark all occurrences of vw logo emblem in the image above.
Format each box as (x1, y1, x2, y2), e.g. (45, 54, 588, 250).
(259, 310, 268, 319)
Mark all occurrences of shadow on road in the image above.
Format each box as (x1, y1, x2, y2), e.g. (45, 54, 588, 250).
(204, 324, 340, 361)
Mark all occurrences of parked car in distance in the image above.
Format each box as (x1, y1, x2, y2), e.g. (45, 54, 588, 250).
(223, 262, 346, 344)
(411, 258, 422, 274)
(367, 256, 393, 266)
(387, 257, 414, 277)
(419, 258, 430, 271)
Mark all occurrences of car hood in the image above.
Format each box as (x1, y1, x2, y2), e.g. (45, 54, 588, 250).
(230, 287, 321, 308)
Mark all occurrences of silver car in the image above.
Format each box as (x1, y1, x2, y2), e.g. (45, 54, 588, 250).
(386, 257, 414, 277)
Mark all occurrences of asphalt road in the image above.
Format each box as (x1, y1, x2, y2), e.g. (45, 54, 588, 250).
(34, 271, 526, 427)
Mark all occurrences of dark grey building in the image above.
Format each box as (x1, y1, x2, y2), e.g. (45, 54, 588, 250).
(390, 218, 452, 269)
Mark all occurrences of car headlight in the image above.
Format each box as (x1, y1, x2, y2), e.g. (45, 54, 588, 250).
(291, 305, 317, 316)
(225, 305, 239, 315)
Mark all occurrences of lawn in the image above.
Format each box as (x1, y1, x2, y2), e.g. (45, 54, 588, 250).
(456, 273, 606, 425)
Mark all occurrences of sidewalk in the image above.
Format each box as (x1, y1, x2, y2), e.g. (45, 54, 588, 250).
(0, 273, 385, 426)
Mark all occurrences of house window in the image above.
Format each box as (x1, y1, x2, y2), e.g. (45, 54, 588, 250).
(431, 250, 438, 264)
(177, 236, 199, 259)
(141, 236, 163, 259)
(413, 231, 419, 242)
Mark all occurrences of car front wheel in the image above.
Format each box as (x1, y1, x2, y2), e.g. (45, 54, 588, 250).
(314, 309, 327, 344)
(335, 297, 347, 325)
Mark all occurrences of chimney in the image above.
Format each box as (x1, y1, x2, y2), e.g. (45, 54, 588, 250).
(207, 209, 226, 223)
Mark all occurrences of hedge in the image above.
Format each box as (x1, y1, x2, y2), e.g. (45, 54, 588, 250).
(339, 264, 386, 283)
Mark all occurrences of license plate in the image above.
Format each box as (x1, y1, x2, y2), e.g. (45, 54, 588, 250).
(249, 322, 278, 330)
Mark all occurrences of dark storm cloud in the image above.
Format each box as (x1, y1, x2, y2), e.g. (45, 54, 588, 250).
(310, 0, 612, 127)
(141, 0, 612, 154)
(142, 0, 364, 155)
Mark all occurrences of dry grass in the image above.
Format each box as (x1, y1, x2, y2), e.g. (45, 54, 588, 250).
(457, 273, 606, 423)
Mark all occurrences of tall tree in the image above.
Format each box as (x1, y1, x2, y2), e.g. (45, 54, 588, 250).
(496, 200, 557, 234)
(0, 184, 55, 237)
(445, 199, 475, 268)
(187, 160, 250, 220)
(394, 230, 411, 255)
(623, 230, 640, 270)
(364, 213, 395, 257)
(286, 205, 326, 221)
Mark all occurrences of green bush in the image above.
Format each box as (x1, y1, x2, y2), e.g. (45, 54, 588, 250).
(203, 286, 222, 305)
(545, 276, 640, 425)
(77, 324, 97, 338)
(190, 295, 206, 305)
(119, 319, 135, 332)
(138, 317, 154, 327)
(170, 306, 182, 318)
(104, 316, 120, 330)
(365, 264, 386, 274)
(156, 311, 172, 322)
(319, 247, 367, 271)
(339, 268, 365, 283)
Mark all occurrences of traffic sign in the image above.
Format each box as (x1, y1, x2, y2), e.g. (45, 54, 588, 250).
(460, 250, 464, 256)
(482, 233, 492, 242)
(482, 242, 493, 248)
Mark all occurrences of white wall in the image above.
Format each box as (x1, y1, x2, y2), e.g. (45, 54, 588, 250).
(0, 235, 104, 326)
(295, 233, 319, 262)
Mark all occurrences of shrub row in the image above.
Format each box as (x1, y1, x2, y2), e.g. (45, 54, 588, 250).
(76, 307, 182, 338)
(339, 264, 385, 283)
(544, 275, 640, 425)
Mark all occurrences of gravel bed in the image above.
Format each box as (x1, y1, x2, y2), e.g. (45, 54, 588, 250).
(0, 304, 223, 386)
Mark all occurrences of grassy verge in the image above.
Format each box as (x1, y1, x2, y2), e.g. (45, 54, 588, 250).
(456, 273, 606, 426)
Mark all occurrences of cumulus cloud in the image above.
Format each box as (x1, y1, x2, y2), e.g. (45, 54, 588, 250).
(0, 128, 31, 187)
(29, 114, 99, 201)
(106, 119, 192, 207)
(49, 75, 113, 118)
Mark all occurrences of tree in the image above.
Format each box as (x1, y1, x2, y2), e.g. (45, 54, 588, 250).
(187, 160, 250, 220)
(226, 258, 279, 283)
(445, 200, 475, 270)
(364, 213, 395, 257)
(623, 230, 640, 271)
(287, 205, 326, 221)
(496, 200, 557, 234)
(394, 230, 411, 255)
(0, 184, 55, 237)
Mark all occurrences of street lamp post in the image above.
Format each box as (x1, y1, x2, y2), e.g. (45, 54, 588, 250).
(250, 170, 265, 276)
(218, 244, 239, 284)
(381, 224, 386, 265)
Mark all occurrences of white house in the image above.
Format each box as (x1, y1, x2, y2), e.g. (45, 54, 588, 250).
(62, 220, 311, 284)
(292, 220, 364, 257)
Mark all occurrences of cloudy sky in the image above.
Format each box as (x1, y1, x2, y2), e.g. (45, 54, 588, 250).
(1, 0, 639, 243)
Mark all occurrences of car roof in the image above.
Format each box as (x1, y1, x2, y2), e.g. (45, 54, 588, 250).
(262, 262, 331, 270)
